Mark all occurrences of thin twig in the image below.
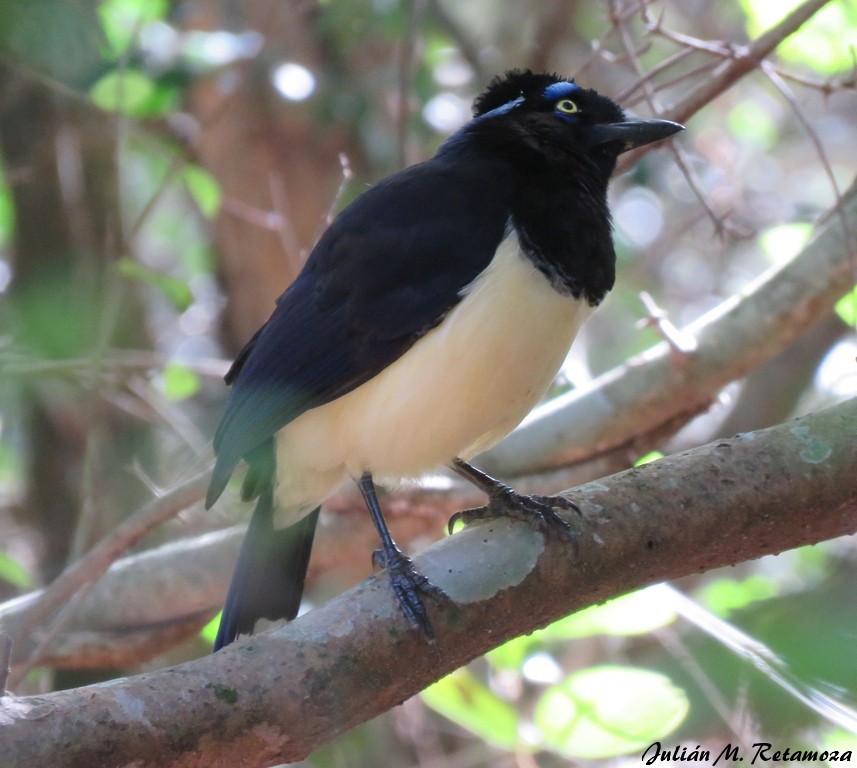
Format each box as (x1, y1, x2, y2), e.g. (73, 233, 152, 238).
(770, 62, 857, 95)
(219, 195, 284, 230)
(125, 377, 209, 453)
(644, 6, 856, 98)
(614, 44, 697, 102)
(8, 590, 90, 689)
(2, 350, 229, 379)
(761, 62, 857, 334)
(324, 153, 354, 228)
(268, 172, 305, 270)
(572, 0, 647, 80)
(660, 584, 857, 732)
(396, 0, 423, 169)
(665, 0, 834, 125)
(637, 291, 698, 357)
(609, 0, 741, 238)
(655, 627, 761, 757)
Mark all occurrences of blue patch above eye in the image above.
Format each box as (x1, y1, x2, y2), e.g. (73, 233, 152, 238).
(542, 81, 579, 101)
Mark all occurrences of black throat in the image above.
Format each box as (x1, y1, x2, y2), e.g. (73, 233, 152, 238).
(440, 117, 619, 306)
(510, 166, 616, 305)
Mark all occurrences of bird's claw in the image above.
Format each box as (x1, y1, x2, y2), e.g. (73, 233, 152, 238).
(372, 546, 449, 641)
(448, 486, 582, 549)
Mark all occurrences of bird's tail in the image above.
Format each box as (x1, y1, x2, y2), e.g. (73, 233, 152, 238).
(214, 487, 320, 651)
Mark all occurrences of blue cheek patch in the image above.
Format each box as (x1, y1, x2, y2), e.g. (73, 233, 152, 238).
(542, 81, 580, 101)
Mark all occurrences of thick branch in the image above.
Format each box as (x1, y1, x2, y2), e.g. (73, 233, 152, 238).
(2, 398, 856, 767)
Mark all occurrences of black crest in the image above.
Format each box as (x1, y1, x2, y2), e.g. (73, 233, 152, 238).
(472, 69, 573, 117)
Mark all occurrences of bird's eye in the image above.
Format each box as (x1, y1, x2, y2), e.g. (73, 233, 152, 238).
(556, 99, 580, 114)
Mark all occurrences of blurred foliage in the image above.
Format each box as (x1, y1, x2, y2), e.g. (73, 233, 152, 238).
(0, 550, 31, 590)
(534, 666, 689, 759)
(741, 0, 857, 73)
(0, 0, 856, 765)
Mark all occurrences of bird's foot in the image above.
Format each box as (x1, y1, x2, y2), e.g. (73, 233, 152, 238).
(448, 484, 582, 548)
(372, 545, 449, 642)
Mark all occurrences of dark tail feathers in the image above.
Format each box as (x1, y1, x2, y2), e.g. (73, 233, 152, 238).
(214, 488, 320, 651)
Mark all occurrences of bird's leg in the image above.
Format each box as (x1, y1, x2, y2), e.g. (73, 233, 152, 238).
(358, 472, 448, 641)
(448, 458, 582, 547)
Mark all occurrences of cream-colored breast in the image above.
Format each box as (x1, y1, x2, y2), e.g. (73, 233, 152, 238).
(274, 232, 591, 520)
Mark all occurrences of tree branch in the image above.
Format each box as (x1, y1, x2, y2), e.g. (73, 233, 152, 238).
(0, 528, 237, 669)
(2, 468, 211, 683)
(616, 0, 833, 174)
(663, 0, 833, 125)
(2, 398, 856, 767)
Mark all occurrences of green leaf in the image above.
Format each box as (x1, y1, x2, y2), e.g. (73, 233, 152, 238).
(180, 244, 216, 276)
(727, 99, 778, 150)
(698, 574, 779, 616)
(115, 258, 193, 311)
(634, 450, 663, 467)
(421, 668, 520, 749)
(539, 587, 678, 639)
(90, 69, 158, 117)
(740, 0, 857, 75)
(199, 612, 221, 646)
(0, 440, 20, 489)
(835, 286, 857, 326)
(0, 162, 15, 247)
(98, 0, 169, 57)
(160, 362, 200, 401)
(0, 552, 32, 589)
(487, 634, 536, 671)
(183, 165, 221, 218)
(534, 666, 688, 759)
(0, 0, 105, 87)
(758, 222, 812, 265)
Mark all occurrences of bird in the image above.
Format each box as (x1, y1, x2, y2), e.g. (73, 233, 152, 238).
(206, 69, 683, 651)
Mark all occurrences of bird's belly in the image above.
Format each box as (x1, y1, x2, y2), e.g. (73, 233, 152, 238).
(274, 233, 591, 514)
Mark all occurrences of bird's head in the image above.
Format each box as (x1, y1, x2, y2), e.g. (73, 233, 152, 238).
(468, 70, 683, 177)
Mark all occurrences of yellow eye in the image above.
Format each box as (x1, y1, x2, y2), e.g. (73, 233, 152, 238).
(556, 99, 580, 114)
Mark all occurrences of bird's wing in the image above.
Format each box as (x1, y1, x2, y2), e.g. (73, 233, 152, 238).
(206, 156, 513, 506)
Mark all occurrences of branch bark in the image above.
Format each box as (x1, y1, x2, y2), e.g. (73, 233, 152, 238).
(2, 398, 856, 768)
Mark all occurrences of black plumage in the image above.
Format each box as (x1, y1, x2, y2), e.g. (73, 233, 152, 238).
(208, 69, 682, 650)
(207, 153, 513, 507)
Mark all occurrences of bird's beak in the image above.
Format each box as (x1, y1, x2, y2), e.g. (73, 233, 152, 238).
(587, 115, 684, 153)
